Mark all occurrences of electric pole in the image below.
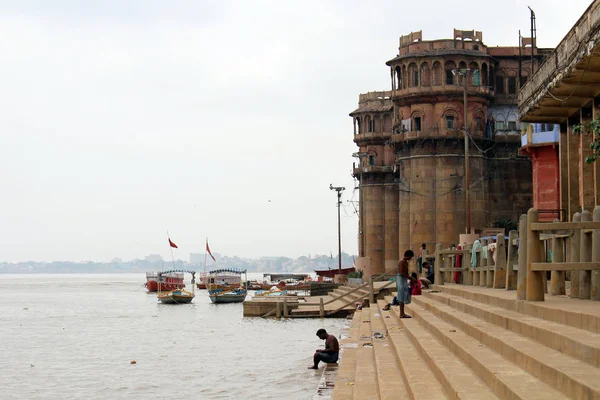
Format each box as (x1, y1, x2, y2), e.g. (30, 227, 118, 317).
(453, 68, 475, 234)
(330, 184, 345, 273)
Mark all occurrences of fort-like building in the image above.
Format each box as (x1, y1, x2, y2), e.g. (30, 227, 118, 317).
(352, 29, 552, 275)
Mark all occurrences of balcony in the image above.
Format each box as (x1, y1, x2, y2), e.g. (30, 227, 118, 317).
(353, 131, 392, 143)
(520, 127, 560, 148)
(391, 84, 493, 102)
(352, 164, 395, 176)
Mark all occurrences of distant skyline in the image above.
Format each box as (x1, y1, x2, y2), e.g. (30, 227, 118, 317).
(0, 0, 592, 262)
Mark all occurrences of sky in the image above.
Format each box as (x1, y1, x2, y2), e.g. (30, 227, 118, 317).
(0, 0, 593, 262)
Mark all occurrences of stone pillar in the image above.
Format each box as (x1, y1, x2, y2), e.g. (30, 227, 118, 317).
(579, 209, 592, 300)
(463, 244, 472, 286)
(570, 212, 582, 298)
(517, 214, 528, 300)
(591, 206, 600, 301)
(506, 230, 518, 290)
(435, 243, 443, 286)
(526, 208, 545, 301)
(480, 238, 488, 287)
(494, 235, 506, 289)
(549, 237, 565, 295)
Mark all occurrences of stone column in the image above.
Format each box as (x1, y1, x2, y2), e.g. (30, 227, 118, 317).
(549, 237, 565, 295)
(506, 230, 518, 290)
(591, 206, 600, 301)
(579, 209, 592, 299)
(526, 208, 545, 301)
(494, 234, 507, 289)
(517, 214, 528, 300)
(570, 212, 582, 298)
(480, 238, 488, 287)
(435, 243, 443, 286)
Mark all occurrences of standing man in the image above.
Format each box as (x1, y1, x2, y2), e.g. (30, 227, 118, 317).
(397, 250, 416, 318)
(308, 329, 339, 369)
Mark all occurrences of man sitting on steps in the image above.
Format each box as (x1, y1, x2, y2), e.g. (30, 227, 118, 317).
(308, 329, 339, 369)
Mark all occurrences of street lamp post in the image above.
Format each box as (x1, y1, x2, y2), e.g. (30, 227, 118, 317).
(452, 68, 477, 234)
(330, 184, 345, 274)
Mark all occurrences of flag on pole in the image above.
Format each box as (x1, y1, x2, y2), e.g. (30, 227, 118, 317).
(206, 239, 216, 262)
(168, 238, 178, 248)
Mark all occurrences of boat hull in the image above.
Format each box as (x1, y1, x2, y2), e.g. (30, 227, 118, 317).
(209, 293, 247, 303)
(157, 290, 195, 304)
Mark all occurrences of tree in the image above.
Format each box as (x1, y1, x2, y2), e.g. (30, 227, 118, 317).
(573, 119, 600, 163)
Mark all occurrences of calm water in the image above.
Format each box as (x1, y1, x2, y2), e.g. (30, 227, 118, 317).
(0, 274, 345, 400)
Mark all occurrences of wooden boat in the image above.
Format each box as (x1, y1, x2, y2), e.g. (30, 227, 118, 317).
(314, 267, 355, 278)
(158, 288, 195, 304)
(145, 271, 185, 292)
(254, 289, 287, 297)
(208, 287, 247, 303)
(156, 270, 196, 304)
(207, 268, 247, 304)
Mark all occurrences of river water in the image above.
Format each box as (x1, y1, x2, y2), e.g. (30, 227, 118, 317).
(0, 274, 345, 399)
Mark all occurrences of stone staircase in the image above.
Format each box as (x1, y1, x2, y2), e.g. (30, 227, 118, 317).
(331, 284, 600, 400)
(293, 282, 394, 318)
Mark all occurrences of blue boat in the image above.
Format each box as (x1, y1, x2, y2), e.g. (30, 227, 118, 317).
(207, 268, 247, 304)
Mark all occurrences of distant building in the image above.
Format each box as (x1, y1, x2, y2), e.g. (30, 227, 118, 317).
(352, 29, 553, 275)
(190, 253, 204, 265)
(144, 254, 163, 263)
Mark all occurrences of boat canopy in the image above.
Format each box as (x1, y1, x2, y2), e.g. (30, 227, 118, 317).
(209, 268, 247, 275)
(263, 273, 309, 281)
(314, 267, 355, 278)
(158, 269, 196, 276)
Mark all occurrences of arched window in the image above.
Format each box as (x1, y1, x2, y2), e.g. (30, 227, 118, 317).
(469, 62, 479, 86)
(356, 117, 361, 134)
(395, 66, 402, 90)
(408, 63, 418, 87)
(443, 111, 458, 130)
(481, 63, 489, 88)
(445, 61, 457, 85)
(412, 112, 423, 132)
(432, 62, 442, 86)
(420, 62, 430, 87)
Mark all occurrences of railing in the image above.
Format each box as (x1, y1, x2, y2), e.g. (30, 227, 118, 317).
(261, 265, 400, 318)
(432, 206, 600, 302)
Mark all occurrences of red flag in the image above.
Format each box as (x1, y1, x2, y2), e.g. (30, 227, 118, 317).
(168, 238, 178, 248)
(206, 240, 216, 261)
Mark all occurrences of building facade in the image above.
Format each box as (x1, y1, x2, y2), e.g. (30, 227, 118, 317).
(352, 29, 551, 276)
(519, 0, 600, 220)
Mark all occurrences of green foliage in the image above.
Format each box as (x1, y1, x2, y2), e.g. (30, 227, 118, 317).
(572, 118, 600, 164)
(492, 218, 518, 232)
(347, 270, 363, 279)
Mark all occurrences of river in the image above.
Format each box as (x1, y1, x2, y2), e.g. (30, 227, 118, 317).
(0, 273, 345, 399)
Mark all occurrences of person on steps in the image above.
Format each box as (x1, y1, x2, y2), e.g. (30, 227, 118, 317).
(411, 272, 422, 296)
(397, 250, 416, 318)
(308, 329, 339, 369)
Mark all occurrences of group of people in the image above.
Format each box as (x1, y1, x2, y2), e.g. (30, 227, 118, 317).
(309, 245, 439, 369)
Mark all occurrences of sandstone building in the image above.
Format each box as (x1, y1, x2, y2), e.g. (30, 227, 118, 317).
(352, 29, 552, 276)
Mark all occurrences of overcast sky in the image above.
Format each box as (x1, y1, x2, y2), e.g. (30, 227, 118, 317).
(0, 0, 592, 262)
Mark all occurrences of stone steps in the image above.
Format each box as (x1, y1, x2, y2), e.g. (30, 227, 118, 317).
(380, 296, 499, 400)
(353, 306, 379, 399)
(410, 295, 600, 399)
(403, 296, 569, 400)
(331, 311, 361, 399)
(424, 291, 600, 367)
(333, 284, 600, 399)
(375, 299, 449, 400)
(432, 284, 600, 334)
(368, 305, 410, 400)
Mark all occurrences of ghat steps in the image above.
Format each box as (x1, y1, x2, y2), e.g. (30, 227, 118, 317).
(331, 284, 600, 400)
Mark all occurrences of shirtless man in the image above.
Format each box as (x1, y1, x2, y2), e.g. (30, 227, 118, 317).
(308, 329, 339, 369)
(397, 250, 416, 318)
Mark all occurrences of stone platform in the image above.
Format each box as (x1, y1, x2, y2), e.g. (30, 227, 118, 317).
(331, 283, 600, 399)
